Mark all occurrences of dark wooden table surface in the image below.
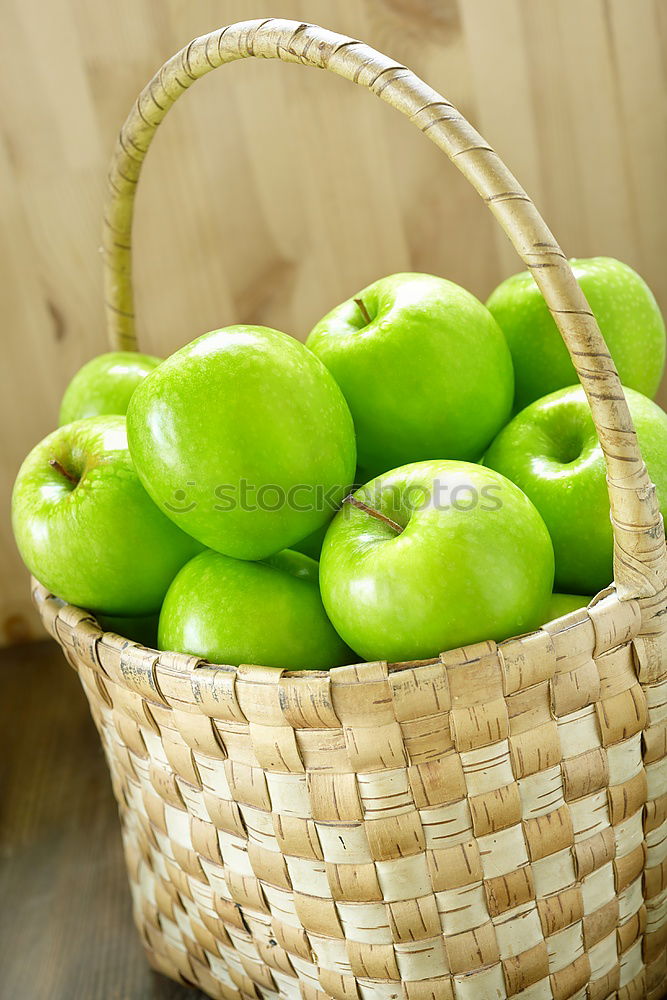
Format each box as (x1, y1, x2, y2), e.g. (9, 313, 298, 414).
(0, 639, 206, 999)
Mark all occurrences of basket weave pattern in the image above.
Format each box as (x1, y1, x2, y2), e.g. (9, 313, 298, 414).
(36, 19, 667, 1000)
(36, 582, 667, 999)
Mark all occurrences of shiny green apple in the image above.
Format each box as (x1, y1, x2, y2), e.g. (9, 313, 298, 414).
(306, 273, 514, 476)
(59, 351, 161, 425)
(159, 548, 352, 669)
(127, 326, 356, 560)
(12, 416, 201, 614)
(319, 461, 554, 662)
(487, 257, 666, 411)
(484, 385, 667, 594)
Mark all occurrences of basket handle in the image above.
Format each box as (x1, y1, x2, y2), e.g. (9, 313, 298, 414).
(103, 18, 666, 602)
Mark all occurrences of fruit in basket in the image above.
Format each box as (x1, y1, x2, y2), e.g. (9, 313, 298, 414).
(306, 272, 514, 477)
(159, 548, 352, 669)
(11, 416, 202, 615)
(545, 593, 591, 621)
(59, 351, 161, 425)
(319, 461, 554, 662)
(487, 257, 666, 411)
(484, 385, 667, 594)
(127, 326, 356, 561)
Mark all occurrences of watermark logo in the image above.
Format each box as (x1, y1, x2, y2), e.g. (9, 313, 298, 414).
(164, 482, 198, 513)
(161, 476, 505, 517)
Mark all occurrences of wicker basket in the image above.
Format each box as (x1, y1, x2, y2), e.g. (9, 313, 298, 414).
(34, 18, 667, 1000)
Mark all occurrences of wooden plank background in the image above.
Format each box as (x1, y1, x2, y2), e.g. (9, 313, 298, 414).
(2, 0, 666, 644)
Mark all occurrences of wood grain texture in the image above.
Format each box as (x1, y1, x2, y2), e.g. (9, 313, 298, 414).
(0, 640, 204, 998)
(2, 0, 667, 642)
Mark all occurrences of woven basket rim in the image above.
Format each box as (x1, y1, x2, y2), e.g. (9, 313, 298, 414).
(33, 576, 623, 681)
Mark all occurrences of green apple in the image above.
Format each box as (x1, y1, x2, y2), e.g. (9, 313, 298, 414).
(306, 273, 514, 476)
(484, 384, 667, 594)
(127, 326, 356, 561)
(319, 461, 554, 662)
(487, 257, 666, 411)
(12, 416, 201, 615)
(97, 612, 159, 646)
(59, 351, 161, 425)
(545, 593, 591, 621)
(159, 548, 352, 669)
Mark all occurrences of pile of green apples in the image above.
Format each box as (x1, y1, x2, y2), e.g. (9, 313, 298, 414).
(12, 258, 667, 669)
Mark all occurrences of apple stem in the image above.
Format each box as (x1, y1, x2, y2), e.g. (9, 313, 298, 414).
(49, 458, 78, 486)
(343, 494, 403, 534)
(354, 297, 371, 325)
